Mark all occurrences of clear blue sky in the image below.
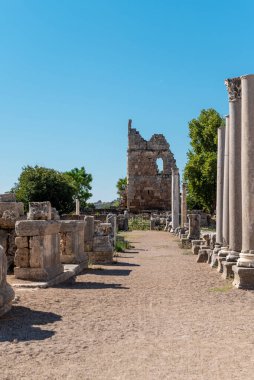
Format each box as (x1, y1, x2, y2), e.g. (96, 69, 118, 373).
(0, 0, 253, 201)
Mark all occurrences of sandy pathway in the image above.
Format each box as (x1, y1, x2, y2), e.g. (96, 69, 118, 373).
(1, 231, 254, 379)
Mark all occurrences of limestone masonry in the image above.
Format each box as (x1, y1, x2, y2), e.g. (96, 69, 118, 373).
(127, 119, 177, 212)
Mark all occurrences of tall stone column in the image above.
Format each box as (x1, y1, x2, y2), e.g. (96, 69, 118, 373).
(224, 77, 242, 261)
(215, 125, 225, 246)
(237, 74, 254, 268)
(181, 182, 187, 228)
(222, 115, 230, 247)
(217, 116, 230, 265)
(171, 168, 180, 230)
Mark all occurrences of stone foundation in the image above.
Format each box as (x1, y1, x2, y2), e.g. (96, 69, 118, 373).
(14, 219, 64, 281)
(232, 266, 254, 289)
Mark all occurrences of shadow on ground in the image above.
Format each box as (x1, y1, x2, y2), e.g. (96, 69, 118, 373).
(0, 306, 61, 342)
(88, 268, 132, 277)
(111, 262, 140, 267)
(56, 281, 129, 290)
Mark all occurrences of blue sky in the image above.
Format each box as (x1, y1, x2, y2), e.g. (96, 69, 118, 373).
(0, 0, 253, 201)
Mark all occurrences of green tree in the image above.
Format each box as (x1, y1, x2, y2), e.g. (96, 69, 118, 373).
(116, 177, 127, 207)
(12, 165, 76, 214)
(64, 167, 93, 209)
(184, 109, 224, 214)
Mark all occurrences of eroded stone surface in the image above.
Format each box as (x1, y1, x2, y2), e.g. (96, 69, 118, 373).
(127, 120, 177, 211)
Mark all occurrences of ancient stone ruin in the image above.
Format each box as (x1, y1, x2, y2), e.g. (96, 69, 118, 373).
(127, 119, 177, 212)
(14, 202, 64, 281)
(0, 193, 25, 273)
(0, 244, 15, 316)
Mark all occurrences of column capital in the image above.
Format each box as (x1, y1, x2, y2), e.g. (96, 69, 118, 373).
(225, 77, 241, 101)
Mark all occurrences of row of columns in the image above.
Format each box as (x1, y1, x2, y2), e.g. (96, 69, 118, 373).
(216, 74, 254, 287)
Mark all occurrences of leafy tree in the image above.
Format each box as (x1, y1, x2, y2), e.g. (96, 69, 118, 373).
(116, 177, 127, 207)
(184, 109, 224, 214)
(64, 167, 92, 209)
(12, 165, 75, 214)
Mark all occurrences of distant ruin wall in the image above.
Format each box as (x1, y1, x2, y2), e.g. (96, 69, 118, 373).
(127, 120, 177, 212)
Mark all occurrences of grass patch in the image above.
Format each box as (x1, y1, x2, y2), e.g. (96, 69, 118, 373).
(128, 217, 150, 231)
(209, 283, 233, 292)
(181, 250, 192, 255)
(115, 239, 130, 252)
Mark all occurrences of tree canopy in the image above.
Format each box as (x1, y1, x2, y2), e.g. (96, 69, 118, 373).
(64, 167, 93, 209)
(12, 165, 93, 214)
(184, 109, 224, 214)
(116, 177, 127, 208)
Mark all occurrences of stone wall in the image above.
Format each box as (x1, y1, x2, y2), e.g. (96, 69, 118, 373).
(127, 120, 177, 212)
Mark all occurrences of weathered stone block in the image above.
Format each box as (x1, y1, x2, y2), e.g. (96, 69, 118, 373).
(27, 201, 52, 220)
(0, 245, 15, 316)
(16, 220, 60, 236)
(88, 251, 113, 265)
(15, 236, 29, 249)
(15, 248, 30, 268)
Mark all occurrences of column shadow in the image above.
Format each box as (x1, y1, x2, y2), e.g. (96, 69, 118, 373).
(0, 306, 61, 342)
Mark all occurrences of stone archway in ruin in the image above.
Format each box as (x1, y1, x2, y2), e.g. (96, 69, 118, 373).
(127, 120, 177, 212)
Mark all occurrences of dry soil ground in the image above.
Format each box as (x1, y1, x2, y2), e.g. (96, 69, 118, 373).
(1, 231, 254, 380)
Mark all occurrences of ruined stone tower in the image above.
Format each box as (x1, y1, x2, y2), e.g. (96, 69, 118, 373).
(127, 120, 177, 212)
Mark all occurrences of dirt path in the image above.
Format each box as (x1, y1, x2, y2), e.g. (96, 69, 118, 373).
(1, 231, 254, 380)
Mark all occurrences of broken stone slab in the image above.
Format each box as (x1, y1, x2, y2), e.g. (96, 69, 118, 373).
(15, 220, 60, 236)
(27, 201, 52, 220)
(12, 262, 87, 288)
(0, 245, 15, 316)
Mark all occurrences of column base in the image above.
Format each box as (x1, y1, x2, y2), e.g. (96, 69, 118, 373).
(217, 256, 226, 273)
(181, 238, 191, 249)
(221, 261, 235, 279)
(232, 265, 254, 289)
(237, 252, 254, 268)
(210, 253, 218, 268)
(218, 246, 229, 258)
(207, 250, 214, 264)
(196, 247, 211, 263)
(226, 250, 240, 262)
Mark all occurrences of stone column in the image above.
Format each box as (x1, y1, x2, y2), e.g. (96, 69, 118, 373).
(181, 183, 187, 228)
(218, 115, 230, 258)
(187, 214, 200, 240)
(224, 77, 242, 262)
(75, 198, 80, 216)
(171, 168, 180, 230)
(215, 125, 225, 246)
(232, 74, 254, 288)
(237, 75, 254, 268)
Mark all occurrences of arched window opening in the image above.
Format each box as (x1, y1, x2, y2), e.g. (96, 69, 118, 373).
(156, 158, 164, 174)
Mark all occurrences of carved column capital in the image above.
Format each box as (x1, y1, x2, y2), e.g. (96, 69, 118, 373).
(225, 77, 241, 101)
